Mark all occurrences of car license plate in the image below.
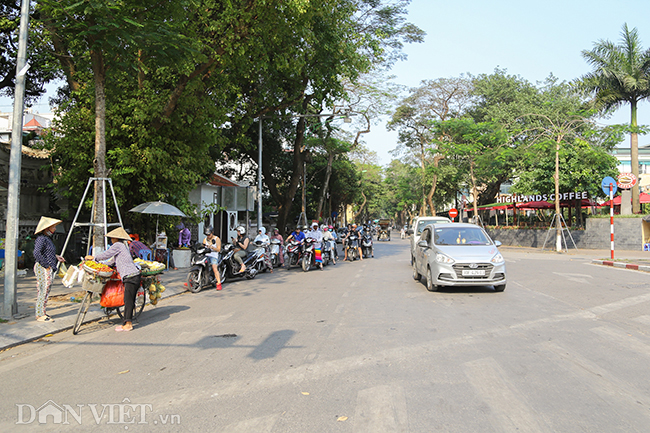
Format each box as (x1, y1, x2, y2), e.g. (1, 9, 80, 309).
(462, 269, 485, 276)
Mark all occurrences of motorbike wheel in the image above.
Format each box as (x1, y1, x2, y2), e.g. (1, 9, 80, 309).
(187, 269, 203, 293)
(219, 264, 227, 285)
(302, 253, 311, 272)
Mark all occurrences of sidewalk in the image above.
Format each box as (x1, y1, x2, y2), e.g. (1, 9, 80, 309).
(500, 245, 650, 271)
(0, 267, 191, 351)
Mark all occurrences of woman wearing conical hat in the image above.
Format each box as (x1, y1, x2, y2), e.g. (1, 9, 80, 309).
(33, 216, 65, 322)
(85, 227, 141, 332)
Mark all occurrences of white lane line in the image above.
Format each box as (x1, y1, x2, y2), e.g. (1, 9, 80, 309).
(633, 315, 650, 325)
(463, 358, 551, 433)
(342, 291, 350, 297)
(350, 281, 357, 287)
(353, 385, 408, 433)
(591, 326, 650, 357)
(334, 304, 345, 314)
(220, 413, 280, 433)
(589, 293, 650, 315)
(538, 341, 650, 410)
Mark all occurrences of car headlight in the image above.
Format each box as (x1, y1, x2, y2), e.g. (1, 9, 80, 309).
(435, 253, 455, 264)
(491, 253, 504, 263)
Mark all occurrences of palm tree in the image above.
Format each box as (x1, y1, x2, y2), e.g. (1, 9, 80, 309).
(578, 24, 650, 213)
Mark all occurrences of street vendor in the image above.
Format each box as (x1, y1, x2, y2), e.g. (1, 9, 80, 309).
(33, 216, 65, 323)
(85, 227, 141, 332)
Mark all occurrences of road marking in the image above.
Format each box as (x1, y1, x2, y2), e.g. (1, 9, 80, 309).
(633, 315, 650, 325)
(353, 385, 408, 432)
(538, 341, 650, 410)
(552, 272, 593, 284)
(463, 358, 551, 433)
(220, 413, 280, 433)
(590, 326, 650, 357)
(589, 293, 650, 315)
(334, 304, 345, 314)
(350, 281, 357, 287)
(342, 291, 350, 297)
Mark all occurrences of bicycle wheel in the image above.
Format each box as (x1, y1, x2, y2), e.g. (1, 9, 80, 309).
(116, 287, 146, 321)
(72, 291, 93, 335)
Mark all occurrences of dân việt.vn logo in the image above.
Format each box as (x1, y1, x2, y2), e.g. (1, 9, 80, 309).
(16, 398, 180, 426)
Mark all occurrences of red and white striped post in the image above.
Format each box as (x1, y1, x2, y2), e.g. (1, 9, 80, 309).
(610, 183, 614, 260)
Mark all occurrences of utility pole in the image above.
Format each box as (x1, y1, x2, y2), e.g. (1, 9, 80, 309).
(3, 0, 30, 318)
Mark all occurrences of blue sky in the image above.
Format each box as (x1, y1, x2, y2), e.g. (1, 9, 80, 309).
(363, 0, 650, 163)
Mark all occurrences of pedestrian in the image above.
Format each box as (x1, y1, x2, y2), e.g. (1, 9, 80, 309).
(33, 216, 65, 322)
(177, 223, 191, 248)
(85, 227, 141, 332)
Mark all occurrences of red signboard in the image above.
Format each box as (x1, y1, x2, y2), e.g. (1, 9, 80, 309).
(617, 172, 637, 189)
(448, 208, 458, 219)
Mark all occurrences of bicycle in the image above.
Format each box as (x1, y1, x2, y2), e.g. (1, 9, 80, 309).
(72, 267, 162, 335)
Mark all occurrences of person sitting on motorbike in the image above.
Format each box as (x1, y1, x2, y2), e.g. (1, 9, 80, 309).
(231, 226, 251, 274)
(254, 227, 273, 272)
(306, 222, 324, 270)
(270, 228, 284, 266)
(329, 225, 339, 259)
(202, 226, 222, 291)
(344, 223, 363, 261)
(322, 225, 336, 265)
(286, 225, 306, 243)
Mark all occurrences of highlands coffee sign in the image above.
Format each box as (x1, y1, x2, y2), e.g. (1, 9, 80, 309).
(496, 191, 589, 204)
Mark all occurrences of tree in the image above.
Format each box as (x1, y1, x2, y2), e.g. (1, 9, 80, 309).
(388, 77, 472, 215)
(577, 23, 650, 214)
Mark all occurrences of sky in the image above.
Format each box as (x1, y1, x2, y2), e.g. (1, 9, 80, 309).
(3, 0, 650, 166)
(361, 0, 650, 164)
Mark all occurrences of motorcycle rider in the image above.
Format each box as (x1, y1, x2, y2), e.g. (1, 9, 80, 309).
(270, 228, 284, 266)
(344, 223, 363, 261)
(231, 226, 251, 274)
(202, 226, 223, 291)
(322, 225, 337, 265)
(285, 225, 306, 269)
(306, 222, 324, 270)
(254, 227, 273, 272)
(362, 224, 374, 258)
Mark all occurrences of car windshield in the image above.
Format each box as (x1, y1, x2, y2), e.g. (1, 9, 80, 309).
(416, 219, 449, 235)
(433, 227, 491, 246)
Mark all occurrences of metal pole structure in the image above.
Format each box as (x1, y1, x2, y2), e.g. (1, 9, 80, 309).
(257, 117, 263, 231)
(610, 184, 614, 260)
(3, 0, 30, 319)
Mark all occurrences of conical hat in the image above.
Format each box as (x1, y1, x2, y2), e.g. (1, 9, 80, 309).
(35, 216, 62, 234)
(105, 227, 131, 241)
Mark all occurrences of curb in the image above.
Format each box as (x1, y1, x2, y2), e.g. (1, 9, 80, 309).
(591, 259, 650, 272)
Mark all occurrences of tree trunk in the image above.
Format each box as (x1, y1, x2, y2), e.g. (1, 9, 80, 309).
(91, 48, 107, 250)
(425, 155, 444, 216)
(354, 191, 367, 222)
(631, 101, 640, 213)
(469, 159, 479, 221)
(317, 152, 334, 219)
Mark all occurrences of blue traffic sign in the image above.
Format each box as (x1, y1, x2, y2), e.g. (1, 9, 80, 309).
(601, 176, 617, 196)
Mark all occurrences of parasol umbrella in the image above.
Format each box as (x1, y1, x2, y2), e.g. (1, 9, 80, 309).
(611, 192, 650, 205)
(129, 201, 187, 236)
(516, 201, 554, 210)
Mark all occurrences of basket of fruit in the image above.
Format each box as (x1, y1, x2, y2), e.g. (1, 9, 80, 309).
(83, 260, 114, 278)
(134, 258, 166, 276)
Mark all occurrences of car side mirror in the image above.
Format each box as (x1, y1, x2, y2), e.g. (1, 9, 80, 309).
(494, 240, 502, 247)
(408, 229, 413, 235)
(417, 240, 428, 248)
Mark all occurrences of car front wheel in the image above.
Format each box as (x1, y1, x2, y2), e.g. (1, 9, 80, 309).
(426, 267, 439, 292)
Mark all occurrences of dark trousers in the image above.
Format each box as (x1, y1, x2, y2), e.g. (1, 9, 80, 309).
(123, 274, 141, 324)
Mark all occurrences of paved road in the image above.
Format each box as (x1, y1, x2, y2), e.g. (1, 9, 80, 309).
(1, 239, 649, 432)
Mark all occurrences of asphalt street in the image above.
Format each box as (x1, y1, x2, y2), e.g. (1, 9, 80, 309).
(1, 239, 649, 432)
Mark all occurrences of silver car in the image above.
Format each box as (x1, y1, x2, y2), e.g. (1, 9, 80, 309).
(412, 223, 506, 292)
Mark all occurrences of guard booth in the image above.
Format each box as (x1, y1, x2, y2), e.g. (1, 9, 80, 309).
(189, 174, 255, 245)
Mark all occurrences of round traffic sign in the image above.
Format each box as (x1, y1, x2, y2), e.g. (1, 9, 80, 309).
(617, 172, 637, 189)
(601, 176, 617, 196)
(449, 208, 459, 219)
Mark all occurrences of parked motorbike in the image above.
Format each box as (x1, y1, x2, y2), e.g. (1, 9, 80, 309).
(361, 232, 374, 258)
(219, 243, 264, 280)
(270, 238, 282, 267)
(346, 232, 360, 261)
(187, 243, 226, 293)
(285, 239, 304, 269)
(254, 240, 272, 273)
(301, 237, 316, 271)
